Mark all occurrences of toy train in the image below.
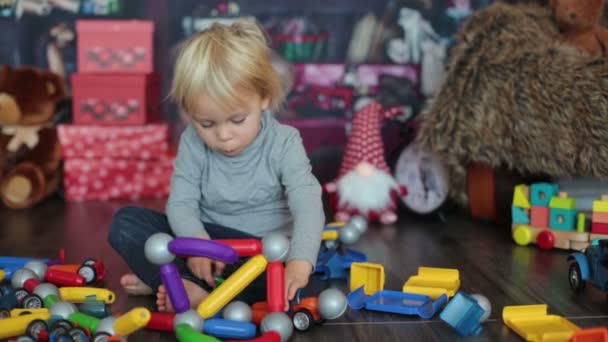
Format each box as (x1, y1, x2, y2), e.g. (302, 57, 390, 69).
(511, 183, 608, 250)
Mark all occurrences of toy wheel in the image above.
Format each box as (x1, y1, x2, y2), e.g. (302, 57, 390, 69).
(513, 226, 532, 246)
(50, 319, 72, 337)
(26, 319, 48, 338)
(323, 240, 339, 250)
(22, 294, 43, 309)
(78, 265, 97, 284)
(68, 327, 90, 342)
(83, 258, 97, 266)
(569, 262, 586, 292)
(14, 288, 29, 303)
(93, 332, 111, 342)
(0, 308, 10, 319)
(293, 309, 313, 332)
(536, 231, 555, 250)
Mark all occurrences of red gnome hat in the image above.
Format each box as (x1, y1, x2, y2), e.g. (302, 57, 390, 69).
(337, 101, 401, 179)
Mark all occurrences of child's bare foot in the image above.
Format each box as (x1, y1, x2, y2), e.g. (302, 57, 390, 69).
(156, 278, 209, 312)
(120, 274, 153, 295)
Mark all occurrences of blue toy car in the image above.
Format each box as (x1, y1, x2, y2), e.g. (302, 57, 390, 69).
(567, 239, 608, 292)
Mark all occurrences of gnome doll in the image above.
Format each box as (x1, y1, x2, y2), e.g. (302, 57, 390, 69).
(325, 101, 408, 225)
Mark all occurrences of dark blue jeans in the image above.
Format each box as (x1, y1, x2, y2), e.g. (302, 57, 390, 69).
(108, 206, 267, 304)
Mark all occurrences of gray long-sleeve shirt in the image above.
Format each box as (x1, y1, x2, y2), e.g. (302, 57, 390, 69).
(166, 111, 325, 267)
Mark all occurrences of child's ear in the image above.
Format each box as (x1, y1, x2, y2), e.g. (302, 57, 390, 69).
(261, 96, 270, 111)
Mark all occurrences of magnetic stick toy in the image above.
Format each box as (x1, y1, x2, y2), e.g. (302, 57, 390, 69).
(144, 232, 348, 342)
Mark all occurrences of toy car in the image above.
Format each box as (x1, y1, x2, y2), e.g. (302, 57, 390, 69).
(252, 296, 324, 332)
(567, 239, 608, 292)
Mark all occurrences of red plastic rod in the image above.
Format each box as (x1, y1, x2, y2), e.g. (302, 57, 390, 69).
(216, 239, 262, 257)
(146, 312, 176, 332)
(44, 269, 86, 287)
(24, 278, 41, 293)
(266, 262, 285, 313)
(226, 331, 280, 342)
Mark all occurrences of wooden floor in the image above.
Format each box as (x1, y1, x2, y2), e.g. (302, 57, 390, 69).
(2, 195, 608, 341)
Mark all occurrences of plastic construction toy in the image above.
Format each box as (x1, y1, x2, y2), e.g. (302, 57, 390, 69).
(571, 327, 608, 341)
(315, 218, 369, 280)
(250, 288, 347, 332)
(146, 311, 257, 340)
(48, 258, 108, 285)
(347, 286, 447, 319)
(567, 239, 608, 293)
(439, 291, 491, 336)
(9, 261, 114, 310)
(349, 262, 385, 295)
(402, 267, 460, 300)
(511, 183, 608, 251)
(502, 304, 580, 342)
(144, 232, 349, 341)
(29, 306, 147, 341)
(3, 261, 145, 341)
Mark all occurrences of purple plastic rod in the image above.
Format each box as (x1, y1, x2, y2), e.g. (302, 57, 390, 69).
(160, 263, 189, 314)
(169, 238, 238, 263)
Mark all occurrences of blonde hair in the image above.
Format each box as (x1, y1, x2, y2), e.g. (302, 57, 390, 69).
(170, 19, 284, 115)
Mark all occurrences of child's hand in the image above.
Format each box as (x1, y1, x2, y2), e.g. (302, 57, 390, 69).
(187, 256, 225, 287)
(285, 260, 313, 303)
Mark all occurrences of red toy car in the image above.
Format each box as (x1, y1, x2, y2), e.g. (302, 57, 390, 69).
(252, 296, 324, 332)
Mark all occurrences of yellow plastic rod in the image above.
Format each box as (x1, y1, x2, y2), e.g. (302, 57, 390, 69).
(10, 308, 49, 317)
(197, 254, 268, 318)
(0, 311, 51, 339)
(113, 307, 151, 336)
(322, 230, 339, 241)
(59, 287, 116, 304)
(0, 269, 5, 282)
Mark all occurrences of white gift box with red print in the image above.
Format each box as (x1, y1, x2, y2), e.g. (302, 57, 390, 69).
(58, 123, 174, 201)
(58, 124, 169, 160)
(64, 156, 174, 202)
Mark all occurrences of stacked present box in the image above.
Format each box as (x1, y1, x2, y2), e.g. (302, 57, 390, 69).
(58, 19, 174, 201)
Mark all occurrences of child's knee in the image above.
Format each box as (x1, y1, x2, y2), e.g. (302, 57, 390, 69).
(108, 206, 143, 247)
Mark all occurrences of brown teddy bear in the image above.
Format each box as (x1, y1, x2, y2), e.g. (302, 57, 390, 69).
(550, 0, 608, 58)
(0, 65, 65, 209)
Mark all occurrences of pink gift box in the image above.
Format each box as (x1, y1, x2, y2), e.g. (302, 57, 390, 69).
(76, 19, 154, 73)
(71, 73, 161, 125)
(64, 156, 174, 201)
(58, 124, 168, 160)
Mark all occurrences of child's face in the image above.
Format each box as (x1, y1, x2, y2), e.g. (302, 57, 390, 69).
(191, 90, 269, 157)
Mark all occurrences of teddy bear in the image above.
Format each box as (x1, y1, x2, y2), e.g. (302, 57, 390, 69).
(550, 0, 608, 58)
(0, 65, 65, 209)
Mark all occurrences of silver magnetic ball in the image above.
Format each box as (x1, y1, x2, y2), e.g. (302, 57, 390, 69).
(24, 261, 47, 280)
(317, 288, 348, 320)
(33, 283, 59, 299)
(348, 216, 368, 234)
(174, 309, 204, 331)
(339, 225, 361, 245)
(260, 312, 293, 342)
(471, 294, 492, 323)
(223, 301, 252, 322)
(11, 268, 37, 289)
(144, 233, 175, 265)
(96, 316, 117, 335)
(49, 301, 77, 319)
(262, 233, 290, 262)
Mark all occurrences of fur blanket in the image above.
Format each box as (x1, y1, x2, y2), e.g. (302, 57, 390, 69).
(417, 2, 608, 206)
